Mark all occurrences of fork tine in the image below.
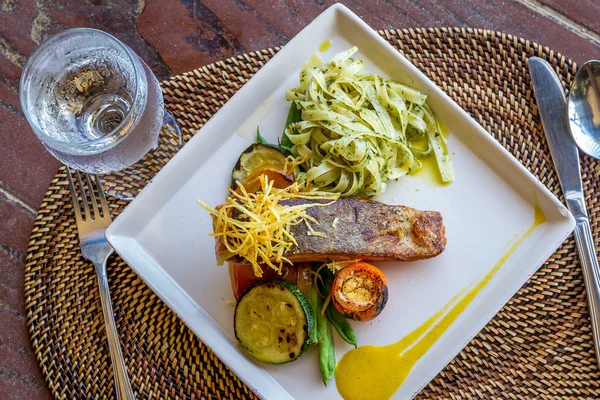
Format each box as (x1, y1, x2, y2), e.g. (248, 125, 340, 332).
(66, 167, 83, 223)
(85, 173, 100, 219)
(94, 174, 111, 220)
(75, 170, 91, 221)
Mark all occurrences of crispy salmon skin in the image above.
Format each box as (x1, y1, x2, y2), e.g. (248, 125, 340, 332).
(283, 198, 445, 262)
(216, 198, 446, 263)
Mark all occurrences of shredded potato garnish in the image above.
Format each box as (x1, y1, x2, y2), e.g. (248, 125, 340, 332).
(283, 153, 308, 175)
(198, 175, 339, 277)
(324, 259, 361, 273)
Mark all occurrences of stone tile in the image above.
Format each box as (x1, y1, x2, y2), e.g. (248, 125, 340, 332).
(541, 0, 600, 34)
(0, 3, 38, 62)
(421, 0, 600, 64)
(0, 108, 60, 208)
(137, 0, 251, 75)
(0, 347, 44, 385)
(0, 195, 34, 253)
(0, 282, 25, 318)
(235, 0, 328, 38)
(0, 55, 21, 89)
(43, 0, 171, 79)
(0, 78, 20, 112)
(0, 376, 52, 400)
(0, 308, 30, 351)
(0, 250, 23, 293)
(138, 0, 600, 76)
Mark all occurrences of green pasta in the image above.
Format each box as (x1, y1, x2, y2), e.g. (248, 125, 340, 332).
(285, 46, 454, 199)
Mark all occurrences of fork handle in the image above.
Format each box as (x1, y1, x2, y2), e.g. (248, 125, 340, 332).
(96, 265, 136, 400)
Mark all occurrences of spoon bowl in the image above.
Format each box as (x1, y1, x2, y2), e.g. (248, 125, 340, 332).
(568, 60, 600, 159)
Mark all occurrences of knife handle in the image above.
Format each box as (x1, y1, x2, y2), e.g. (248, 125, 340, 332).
(574, 218, 600, 366)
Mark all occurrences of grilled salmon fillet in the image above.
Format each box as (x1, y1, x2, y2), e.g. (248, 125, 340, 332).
(216, 198, 446, 263)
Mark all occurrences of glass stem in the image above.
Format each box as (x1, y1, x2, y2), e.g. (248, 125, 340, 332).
(152, 109, 182, 151)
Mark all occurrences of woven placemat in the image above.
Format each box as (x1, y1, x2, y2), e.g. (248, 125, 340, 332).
(24, 28, 600, 399)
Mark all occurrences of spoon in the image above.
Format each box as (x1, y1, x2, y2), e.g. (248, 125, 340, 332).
(568, 60, 600, 158)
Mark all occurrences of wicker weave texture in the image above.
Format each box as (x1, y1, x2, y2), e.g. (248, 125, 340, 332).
(24, 28, 600, 400)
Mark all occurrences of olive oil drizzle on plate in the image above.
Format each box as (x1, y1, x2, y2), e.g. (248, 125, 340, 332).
(411, 122, 451, 187)
(335, 204, 547, 400)
(319, 39, 332, 52)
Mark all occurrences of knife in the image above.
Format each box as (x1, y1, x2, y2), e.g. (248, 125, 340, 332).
(529, 56, 600, 367)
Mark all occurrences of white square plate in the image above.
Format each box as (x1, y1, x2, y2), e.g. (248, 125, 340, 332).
(106, 4, 575, 399)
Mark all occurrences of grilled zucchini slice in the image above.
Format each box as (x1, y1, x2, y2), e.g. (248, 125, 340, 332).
(231, 143, 289, 188)
(234, 280, 314, 364)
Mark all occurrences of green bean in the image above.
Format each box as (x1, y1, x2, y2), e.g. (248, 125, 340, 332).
(320, 269, 358, 348)
(308, 283, 319, 344)
(256, 126, 268, 144)
(322, 269, 335, 297)
(316, 288, 336, 385)
(281, 101, 301, 151)
(326, 304, 357, 348)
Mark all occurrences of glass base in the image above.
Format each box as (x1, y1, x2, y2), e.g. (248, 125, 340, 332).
(100, 110, 183, 201)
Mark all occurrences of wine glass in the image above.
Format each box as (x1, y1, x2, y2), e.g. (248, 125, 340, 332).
(19, 28, 182, 199)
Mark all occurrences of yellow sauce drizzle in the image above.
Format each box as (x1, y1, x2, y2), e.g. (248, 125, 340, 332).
(319, 39, 332, 52)
(413, 156, 451, 187)
(412, 122, 451, 187)
(335, 204, 547, 400)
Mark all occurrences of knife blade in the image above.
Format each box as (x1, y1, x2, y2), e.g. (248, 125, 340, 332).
(529, 57, 583, 201)
(529, 56, 600, 368)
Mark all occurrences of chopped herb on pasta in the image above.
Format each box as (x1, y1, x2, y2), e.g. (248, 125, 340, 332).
(284, 46, 454, 199)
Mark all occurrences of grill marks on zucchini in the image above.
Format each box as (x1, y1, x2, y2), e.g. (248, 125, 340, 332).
(234, 281, 314, 364)
(231, 143, 291, 190)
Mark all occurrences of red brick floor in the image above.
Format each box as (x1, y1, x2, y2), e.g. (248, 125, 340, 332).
(1, 0, 599, 398)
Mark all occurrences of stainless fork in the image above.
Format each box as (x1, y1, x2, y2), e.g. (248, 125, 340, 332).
(66, 167, 135, 400)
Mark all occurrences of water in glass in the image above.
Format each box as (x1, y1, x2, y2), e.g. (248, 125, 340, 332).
(20, 28, 163, 174)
